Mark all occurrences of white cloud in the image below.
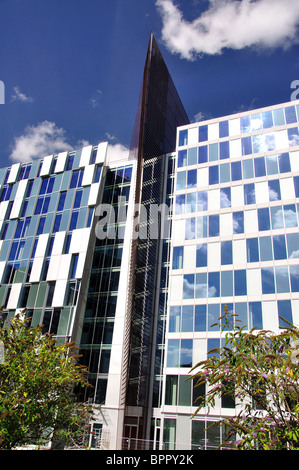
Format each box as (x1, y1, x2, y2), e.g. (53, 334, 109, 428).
(156, 0, 299, 60)
(9, 121, 74, 163)
(106, 143, 129, 163)
(11, 86, 33, 103)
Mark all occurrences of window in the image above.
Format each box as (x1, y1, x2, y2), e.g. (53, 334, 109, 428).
(188, 147, 197, 166)
(180, 339, 193, 367)
(183, 274, 195, 299)
(221, 270, 233, 297)
(259, 236, 273, 261)
(69, 211, 79, 231)
(165, 375, 178, 405)
(179, 129, 188, 146)
(290, 265, 299, 292)
(176, 171, 186, 191)
(187, 169, 197, 188)
(194, 305, 206, 331)
(172, 246, 183, 269)
(209, 215, 219, 237)
(196, 243, 207, 267)
(258, 208, 270, 231)
(197, 191, 208, 212)
(275, 266, 290, 293)
(208, 272, 220, 297)
(284, 204, 297, 228)
(249, 302, 263, 329)
(233, 211, 244, 234)
(234, 270, 247, 296)
(182, 305, 193, 332)
(220, 187, 231, 208)
(278, 153, 291, 173)
(242, 159, 254, 179)
(197, 216, 208, 238)
(196, 273, 207, 298)
(167, 339, 180, 367)
(262, 111, 274, 129)
(219, 120, 229, 138)
(74, 189, 83, 208)
(273, 235, 287, 260)
(209, 165, 219, 185)
(185, 217, 196, 239)
(261, 268, 275, 294)
(287, 233, 299, 259)
(285, 106, 297, 124)
(70, 254, 79, 279)
(241, 136, 252, 155)
(266, 155, 279, 175)
(247, 238, 259, 262)
(198, 125, 208, 142)
(169, 306, 181, 332)
(178, 149, 187, 168)
(221, 241, 232, 265)
(57, 192, 66, 211)
(268, 180, 281, 201)
(220, 141, 230, 160)
(231, 161, 242, 181)
(175, 194, 185, 215)
(209, 143, 218, 162)
(240, 116, 250, 133)
(254, 157, 266, 177)
(70, 169, 83, 189)
(220, 163, 230, 183)
(278, 300, 293, 328)
(244, 183, 255, 205)
(198, 146, 208, 164)
(271, 206, 284, 229)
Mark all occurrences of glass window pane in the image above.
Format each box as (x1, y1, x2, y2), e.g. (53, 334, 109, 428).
(169, 306, 181, 332)
(221, 241, 232, 265)
(179, 129, 188, 146)
(186, 193, 197, 213)
(188, 147, 197, 166)
(240, 116, 250, 133)
(278, 153, 291, 173)
(198, 125, 208, 142)
(182, 305, 194, 332)
(284, 204, 297, 228)
(220, 163, 230, 183)
(287, 232, 299, 259)
(233, 211, 244, 234)
(179, 375, 191, 406)
(231, 161, 242, 181)
(273, 235, 287, 260)
(183, 274, 195, 299)
(208, 272, 220, 297)
(219, 120, 229, 138)
(221, 270, 233, 297)
(176, 171, 186, 191)
(234, 302, 248, 328)
(165, 376, 178, 405)
(278, 300, 293, 328)
(273, 108, 285, 126)
(209, 215, 219, 237)
(290, 265, 299, 292)
(259, 236, 273, 261)
(258, 208, 270, 231)
(178, 149, 187, 167)
(172, 246, 184, 269)
(294, 176, 299, 197)
(209, 165, 219, 185)
(288, 127, 299, 147)
(194, 305, 206, 331)
(252, 135, 264, 154)
(266, 155, 278, 175)
(208, 304, 220, 331)
(275, 266, 290, 293)
(261, 267, 275, 294)
(247, 238, 259, 262)
(241, 136, 252, 155)
(219, 141, 230, 160)
(209, 143, 218, 162)
(185, 217, 196, 240)
(180, 339, 193, 367)
(175, 194, 186, 215)
(187, 169, 197, 188)
(242, 159, 254, 179)
(244, 183, 255, 204)
(196, 273, 207, 298)
(268, 179, 281, 201)
(254, 157, 266, 177)
(251, 113, 262, 131)
(167, 339, 180, 367)
(196, 243, 207, 267)
(285, 106, 297, 124)
(234, 270, 247, 296)
(197, 216, 208, 238)
(198, 146, 208, 164)
(220, 187, 231, 208)
(271, 206, 284, 229)
(249, 302, 263, 329)
(197, 191, 208, 212)
(262, 111, 273, 129)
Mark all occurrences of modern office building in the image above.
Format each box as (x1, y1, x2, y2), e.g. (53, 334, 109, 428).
(162, 99, 299, 449)
(0, 32, 299, 451)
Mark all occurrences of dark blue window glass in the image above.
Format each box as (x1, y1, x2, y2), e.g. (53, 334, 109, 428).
(220, 141, 230, 160)
(34, 197, 43, 215)
(294, 176, 299, 197)
(220, 187, 231, 208)
(9, 242, 18, 261)
(196, 243, 207, 267)
(247, 238, 259, 262)
(172, 246, 183, 269)
(74, 190, 83, 208)
(219, 120, 229, 138)
(37, 217, 46, 235)
(268, 179, 281, 201)
(66, 154, 74, 171)
(285, 106, 297, 124)
(179, 129, 188, 146)
(197, 191, 208, 211)
(198, 146, 208, 164)
(208, 304, 220, 331)
(57, 192, 66, 211)
(187, 169, 197, 188)
(198, 125, 208, 142)
(194, 305, 206, 332)
(273, 235, 287, 260)
(241, 136, 252, 155)
(261, 268, 275, 294)
(70, 211, 79, 231)
(278, 153, 291, 173)
(208, 272, 220, 297)
(221, 241, 232, 265)
(208, 338, 220, 358)
(180, 339, 193, 367)
(231, 161, 242, 181)
(39, 178, 48, 195)
(278, 300, 293, 328)
(249, 302, 263, 329)
(290, 266, 299, 292)
(254, 157, 266, 177)
(53, 213, 62, 233)
(233, 211, 244, 234)
(209, 215, 219, 237)
(196, 273, 207, 298)
(47, 177, 55, 194)
(258, 208, 271, 231)
(178, 149, 187, 167)
(244, 183, 255, 205)
(185, 217, 196, 240)
(42, 196, 50, 214)
(209, 165, 219, 185)
(234, 270, 247, 296)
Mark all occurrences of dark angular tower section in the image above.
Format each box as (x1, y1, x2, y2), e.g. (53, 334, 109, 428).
(123, 33, 189, 447)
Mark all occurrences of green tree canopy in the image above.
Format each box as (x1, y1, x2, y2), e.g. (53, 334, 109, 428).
(0, 311, 93, 450)
(190, 307, 299, 450)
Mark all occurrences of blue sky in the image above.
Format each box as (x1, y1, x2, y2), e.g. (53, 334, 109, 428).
(1, 0, 299, 167)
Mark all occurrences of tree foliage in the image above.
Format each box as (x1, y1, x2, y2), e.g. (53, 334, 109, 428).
(0, 311, 93, 450)
(190, 307, 299, 450)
